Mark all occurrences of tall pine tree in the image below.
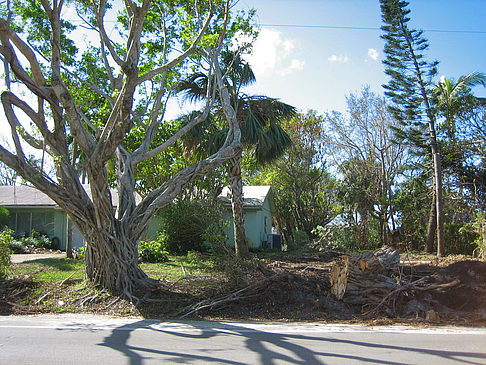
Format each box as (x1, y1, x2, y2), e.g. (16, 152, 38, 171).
(380, 0, 444, 256)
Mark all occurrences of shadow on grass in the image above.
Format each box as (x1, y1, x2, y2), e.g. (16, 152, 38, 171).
(27, 258, 82, 272)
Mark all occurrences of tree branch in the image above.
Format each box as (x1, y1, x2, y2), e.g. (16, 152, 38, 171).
(136, 3, 215, 84)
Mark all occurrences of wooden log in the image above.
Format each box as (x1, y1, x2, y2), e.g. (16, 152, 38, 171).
(330, 256, 348, 300)
(330, 247, 400, 305)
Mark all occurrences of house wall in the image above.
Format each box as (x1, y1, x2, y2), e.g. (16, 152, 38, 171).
(142, 215, 164, 241)
(7, 208, 182, 251)
(223, 196, 273, 249)
(7, 207, 66, 247)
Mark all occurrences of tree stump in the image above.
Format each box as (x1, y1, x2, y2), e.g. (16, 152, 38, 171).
(330, 247, 400, 305)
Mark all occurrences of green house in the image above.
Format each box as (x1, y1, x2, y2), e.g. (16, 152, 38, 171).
(218, 186, 279, 249)
(0, 185, 157, 251)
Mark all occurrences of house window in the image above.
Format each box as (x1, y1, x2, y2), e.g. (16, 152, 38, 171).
(8, 210, 55, 238)
(17, 212, 31, 235)
(32, 211, 55, 237)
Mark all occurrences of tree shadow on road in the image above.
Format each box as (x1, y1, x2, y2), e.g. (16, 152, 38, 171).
(97, 320, 486, 364)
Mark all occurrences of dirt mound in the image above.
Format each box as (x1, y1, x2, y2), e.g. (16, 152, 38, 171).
(193, 255, 486, 325)
(428, 261, 486, 313)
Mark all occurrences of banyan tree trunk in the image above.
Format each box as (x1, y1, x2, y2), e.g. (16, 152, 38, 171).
(78, 166, 157, 295)
(84, 231, 155, 295)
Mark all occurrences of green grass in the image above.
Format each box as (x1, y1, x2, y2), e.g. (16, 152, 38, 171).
(5, 254, 220, 316)
(10, 255, 215, 284)
(10, 258, 85, 282)
(141, 254, 215, 280)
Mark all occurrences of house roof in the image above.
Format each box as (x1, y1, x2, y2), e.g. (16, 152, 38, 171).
(0, 185, 58, 207)
(218, 185, 273, 209)
(0, 184, 122, 208)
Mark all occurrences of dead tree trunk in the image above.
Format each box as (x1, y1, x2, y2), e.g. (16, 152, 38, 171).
(330, 247, 400, 305)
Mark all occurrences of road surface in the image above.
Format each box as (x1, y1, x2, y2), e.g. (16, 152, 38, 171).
(0, 314, 485, 364)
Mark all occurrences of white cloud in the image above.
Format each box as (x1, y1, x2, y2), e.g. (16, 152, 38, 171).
(245, 28, 305, 77)
(367, 48, 379, 61)
(328, 54, 349, 63)
(282, 58, 306, 76)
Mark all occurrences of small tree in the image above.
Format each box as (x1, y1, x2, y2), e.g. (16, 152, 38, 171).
(325, 87, 407, 247)
(248, 111, 340, 241)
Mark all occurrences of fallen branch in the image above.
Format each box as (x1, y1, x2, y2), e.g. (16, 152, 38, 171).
(417, 279, 461, 291)
(180, 261, 187, 276)
(58, 272, 76, 287)
(180, 274, 281, 319)
(35, 292, 49, 305)
(80, 292, 103, 307)
(363, 276, 429, 317)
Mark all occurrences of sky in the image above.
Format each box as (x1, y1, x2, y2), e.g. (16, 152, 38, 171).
(1, 0, 485, 149)
(229, 0, 486, 115)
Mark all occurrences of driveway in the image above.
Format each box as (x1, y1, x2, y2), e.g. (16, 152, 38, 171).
(10, 252, 66, 263)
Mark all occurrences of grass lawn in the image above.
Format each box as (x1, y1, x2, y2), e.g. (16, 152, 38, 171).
(3, 253, 223, 317)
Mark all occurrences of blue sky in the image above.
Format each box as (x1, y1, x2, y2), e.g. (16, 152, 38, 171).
(233, 0, 486, 114)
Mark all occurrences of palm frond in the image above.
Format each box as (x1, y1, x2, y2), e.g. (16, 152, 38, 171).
(175, 72, 210, 103)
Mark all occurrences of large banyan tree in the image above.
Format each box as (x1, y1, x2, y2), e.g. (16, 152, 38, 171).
(0, 0, 253, 296)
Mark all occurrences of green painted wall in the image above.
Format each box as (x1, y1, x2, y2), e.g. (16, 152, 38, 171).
(224, 196, 274, 249)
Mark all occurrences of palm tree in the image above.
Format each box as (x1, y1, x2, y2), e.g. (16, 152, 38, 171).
(433, 72, 486, 141)
(178, 50, 296, 257)
(428, 72, 486, 253)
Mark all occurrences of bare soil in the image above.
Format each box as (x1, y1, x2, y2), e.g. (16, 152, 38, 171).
(2, 251, 486, 326)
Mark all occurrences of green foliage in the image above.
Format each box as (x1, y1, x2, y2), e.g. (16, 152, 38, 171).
(444, 223, 478, 256)
(465, 213, 486, 259)
(0, 207, 9, 229)
(312, 225, 358, 251)
(74, 246, 86, 261)
(248, 111, 341, 241)
(138, 238, 169, 263)
(12, 230, 54, 251)
(393, 173, 430, 250)
(8, 240, 25, 254)
(380, 0, 438, 129)
(0, 229, 13, 278)
(286, 230, 309, 251)
(159, 198, 227, 255)
(13, 0, 78, 66)
(202, 217, 229, 255)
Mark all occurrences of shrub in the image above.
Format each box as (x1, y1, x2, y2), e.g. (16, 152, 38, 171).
(286, 229, 310, 251)
(0, 229, 13, 279)
(0, 207, 9, 229)
(202, 219, 229, 255)
(13, 230, 55, 250)
(462, 213, 486, 259)
(445, 223, 478, 255)
(312, 224, 358, 251)
(160, 198, 227, 255)
(73, 246, 86, 260)
(8, 240, 25, 254)
(472, 213, 486, 260)
(138, 238, 169, 263)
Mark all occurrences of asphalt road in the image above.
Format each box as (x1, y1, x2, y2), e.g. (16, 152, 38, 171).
(0, 314, 485, 364)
